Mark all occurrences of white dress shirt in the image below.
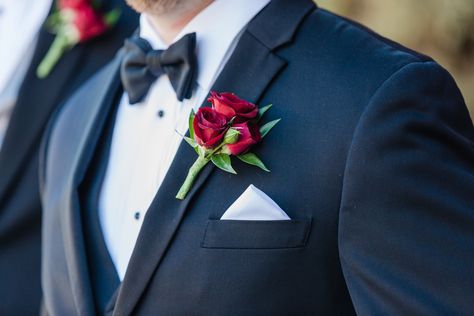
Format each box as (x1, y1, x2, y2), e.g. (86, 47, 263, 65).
(0, 0, 52, 149)
(99, 0, 270, 280)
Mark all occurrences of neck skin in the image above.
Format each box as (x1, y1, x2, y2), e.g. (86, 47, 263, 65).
(147, 0, 214, 44)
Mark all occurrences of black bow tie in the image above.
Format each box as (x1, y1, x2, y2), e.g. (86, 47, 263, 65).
(120, 33, 197, 104)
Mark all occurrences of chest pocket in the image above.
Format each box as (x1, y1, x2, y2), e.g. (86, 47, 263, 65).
(201, 219, 312, 249)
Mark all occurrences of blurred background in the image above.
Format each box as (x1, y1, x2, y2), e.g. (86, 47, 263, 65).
(318, 0, 474, 120)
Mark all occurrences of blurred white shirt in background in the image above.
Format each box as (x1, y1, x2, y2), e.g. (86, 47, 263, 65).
(0, 0, 52, 149)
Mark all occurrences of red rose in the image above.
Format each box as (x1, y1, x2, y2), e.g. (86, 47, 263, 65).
(72, 4, 107, 41)
(59, 0, 89, 10)
(176, 91, 278, 200)
(193, 108, 230, 149)
(225, 122, 261, 155)
(208, 91, 258, 122)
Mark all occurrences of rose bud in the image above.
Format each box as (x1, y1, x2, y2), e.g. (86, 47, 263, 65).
(208, 91, 258, 122)
(193, 108, 230, 149)
(72, 5, 108, 41)
(222, 128, 240, 145)
(224, 122, 262, 155)
(59, 0, 89, 10)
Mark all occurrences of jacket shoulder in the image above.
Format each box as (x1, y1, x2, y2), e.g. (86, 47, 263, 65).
(285, 7, 437, 81)
(278, 7, 443, 114)
(297, 7, 431, 67)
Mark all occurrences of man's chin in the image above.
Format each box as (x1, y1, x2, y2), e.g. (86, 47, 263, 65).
(125, 0, 181, 14)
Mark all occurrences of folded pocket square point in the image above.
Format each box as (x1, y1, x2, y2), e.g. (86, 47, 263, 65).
(220, 184, 290, 221)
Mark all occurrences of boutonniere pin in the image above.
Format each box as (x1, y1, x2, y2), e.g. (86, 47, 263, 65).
(36, 0, 120, 78)
(176, 91, 280, 200)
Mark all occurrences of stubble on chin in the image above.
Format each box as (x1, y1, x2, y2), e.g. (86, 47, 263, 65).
(125, 0, 183, 15)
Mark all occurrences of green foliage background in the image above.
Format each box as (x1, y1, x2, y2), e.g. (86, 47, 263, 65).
(318, 0, 474, 120)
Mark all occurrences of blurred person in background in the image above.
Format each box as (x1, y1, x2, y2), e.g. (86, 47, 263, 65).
(40, 0, 474, 315)
(0, 0, 137, 314)
(319, 0, 474, 118)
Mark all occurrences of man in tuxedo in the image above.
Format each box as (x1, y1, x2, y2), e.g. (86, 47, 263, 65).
(40, 0, 474, 315)
(0, 1, 138, 314)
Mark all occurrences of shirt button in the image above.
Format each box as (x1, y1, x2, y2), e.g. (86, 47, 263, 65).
(157, 110, 165, 118)
(134, 212, 140, 220)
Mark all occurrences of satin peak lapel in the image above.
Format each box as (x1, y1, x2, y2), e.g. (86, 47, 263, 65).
(61, 53, 123, 316)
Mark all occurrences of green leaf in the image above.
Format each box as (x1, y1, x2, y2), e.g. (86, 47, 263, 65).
(184, 137, 197, 148)
(188, 110, 195, 139)
(91, 0, 101, 9)
(223, 128, 240, 144)
(46, 12, 62, 30)
(259, 118, 281, 138)
(104, 8, 121, 27)
(237, 152, 270, 172)
(211, 154, 237, 174)
(257, 104, 272, 121)
(91, 0, 101, 10)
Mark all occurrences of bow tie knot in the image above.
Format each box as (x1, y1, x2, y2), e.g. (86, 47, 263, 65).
(120, 33, 197, 104)
(146, 50, 165, 77)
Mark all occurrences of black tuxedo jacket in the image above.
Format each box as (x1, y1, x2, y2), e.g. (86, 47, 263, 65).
(0, 2, 138, 315)
(40, 0, 474, 315)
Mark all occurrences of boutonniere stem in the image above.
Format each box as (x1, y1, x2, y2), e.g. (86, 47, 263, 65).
(37, 34, 70, 79)
(176, 156, 209, 200)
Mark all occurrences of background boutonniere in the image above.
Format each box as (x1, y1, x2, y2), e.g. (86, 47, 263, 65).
(36, 0, 120, 78)
(176, 91, 280, 200)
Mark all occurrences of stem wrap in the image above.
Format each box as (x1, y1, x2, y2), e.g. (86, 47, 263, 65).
(36, 34, 71, 78)
(175, 156, 210, 200)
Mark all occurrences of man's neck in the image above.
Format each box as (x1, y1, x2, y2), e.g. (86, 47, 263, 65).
(147, 0, 214, 44)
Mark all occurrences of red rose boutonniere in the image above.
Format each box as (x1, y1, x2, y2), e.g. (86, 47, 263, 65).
(36, 0, 120, 78)
(176, 91, 280, 200)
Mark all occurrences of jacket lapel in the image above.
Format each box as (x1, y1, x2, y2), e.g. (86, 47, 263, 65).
(0, 27, 85, 204)
(61, 54, 123, 316)
(113, 1, 315, 315)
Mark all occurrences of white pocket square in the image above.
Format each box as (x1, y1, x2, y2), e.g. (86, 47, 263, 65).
(220, 185, 290, 221)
